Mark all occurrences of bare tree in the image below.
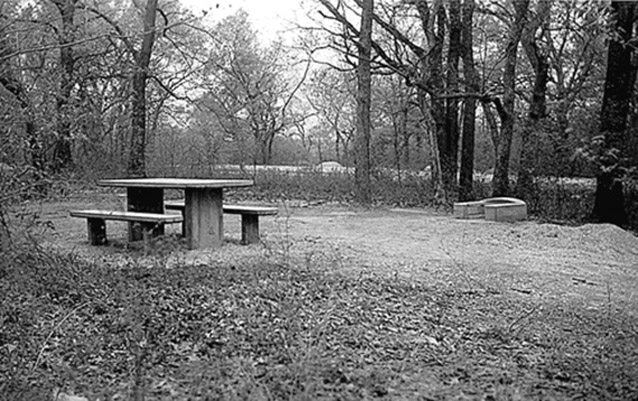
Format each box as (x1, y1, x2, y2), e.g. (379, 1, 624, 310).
(199, 11, 309, 166)
(318, 0, 474, 200)
(492, 0, 530, 196)
(50, 0, 78, 172)
(355, 0, 373, 204)
(128, 0, 159, 177)
(458, 0, 479, 201)
(515, 0, 551, 198)
(305, 67, 356, 165)
(444, 0, 461, 196)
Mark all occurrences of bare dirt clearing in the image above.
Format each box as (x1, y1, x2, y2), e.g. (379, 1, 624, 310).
(275, 205, 638, 312)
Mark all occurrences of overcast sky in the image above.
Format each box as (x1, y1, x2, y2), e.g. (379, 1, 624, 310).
(181, 0, 307, 42)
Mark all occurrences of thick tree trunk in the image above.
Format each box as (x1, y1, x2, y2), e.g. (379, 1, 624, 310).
(51, 0, 77, 173)
(591, 2, 636, 226)
(129, 72, 148, 177)
(429, 6, 454, 195)
(458, 0, 478, 202)
(355, 0, 373, 204)
(492, 0, 529, 197)
(516, 60, 549, 197)
(128, 0, 158, 177)
(516, 0, 551, 199)
(420, 4, 450, 200)
(444, 0, 461, 196)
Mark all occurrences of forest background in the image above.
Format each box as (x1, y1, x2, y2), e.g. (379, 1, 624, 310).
(1, 0, 638, 229)
(2, 2, 638, 400)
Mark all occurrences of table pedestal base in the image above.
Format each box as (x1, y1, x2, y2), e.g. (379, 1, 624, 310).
(184, 188, 223, 249)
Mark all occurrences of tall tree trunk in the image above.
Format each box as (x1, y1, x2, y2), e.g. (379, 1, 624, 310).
(591, 2, 636, 226)
(128, 0, 159, 177)
(458, 0, 478, 201)
(355, 0, 373, 204)
(492, 0, 529, 197)
(417, 2, 447, 200)
(429, 5, 449, 196)
(51, 0, 77, 173)
(444, 0, 461, 195)
(516, 0, 551, 199)
(515, 58, 549, 197)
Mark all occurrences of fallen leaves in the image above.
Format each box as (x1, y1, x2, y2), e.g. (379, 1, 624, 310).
(1, 248, 637, 400)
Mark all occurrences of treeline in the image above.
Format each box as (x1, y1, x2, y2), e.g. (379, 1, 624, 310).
(0, 1, 637, 226)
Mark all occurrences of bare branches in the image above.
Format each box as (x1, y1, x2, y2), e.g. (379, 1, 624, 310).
(318, 0, 432, 93)
(78, 4, 137, 56)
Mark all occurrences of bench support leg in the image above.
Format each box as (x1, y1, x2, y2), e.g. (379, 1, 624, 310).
(87, 218, 107, 245)
(241, 214, 259, 245)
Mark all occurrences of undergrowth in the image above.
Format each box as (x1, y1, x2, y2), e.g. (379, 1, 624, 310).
(1, 247, 637, 400)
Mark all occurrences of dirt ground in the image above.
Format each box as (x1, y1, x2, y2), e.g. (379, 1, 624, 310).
(40, 196, 638, 320)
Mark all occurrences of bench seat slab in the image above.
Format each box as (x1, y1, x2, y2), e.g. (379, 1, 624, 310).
(164, 201, 278, 245)
(224, 205, 279, 216)
(70, 210, 182, 245)
(70, 210, 183, 223)
(165, 201, 278, 216)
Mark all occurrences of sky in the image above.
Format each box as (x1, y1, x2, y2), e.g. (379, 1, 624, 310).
(181, 0, 307, 43)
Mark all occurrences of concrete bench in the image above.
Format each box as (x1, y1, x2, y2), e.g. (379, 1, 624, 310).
(454, 197, 527, 222)
(70, 210, 183, 245)
(165, 201, 278, 244)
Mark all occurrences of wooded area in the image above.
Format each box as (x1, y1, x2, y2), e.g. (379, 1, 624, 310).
(1, 0, 637, 227)
(2, 2, 638, 399)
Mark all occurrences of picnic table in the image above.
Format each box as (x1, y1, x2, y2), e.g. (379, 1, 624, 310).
(98, 178, 254, 249)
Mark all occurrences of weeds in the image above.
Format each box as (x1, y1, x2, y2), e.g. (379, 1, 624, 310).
(261, 201, 295, 266)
